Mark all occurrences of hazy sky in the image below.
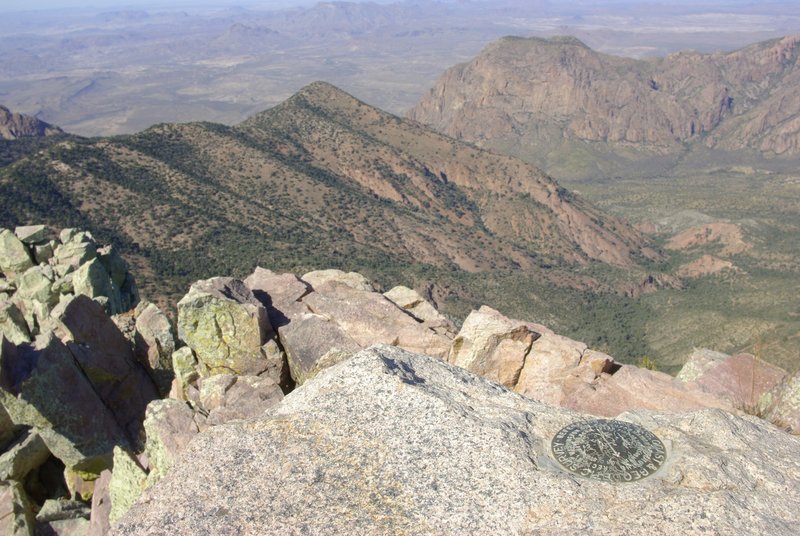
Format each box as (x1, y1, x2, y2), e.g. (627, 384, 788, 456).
(4, 0, 799, 13)
(0, 0, 313, 11)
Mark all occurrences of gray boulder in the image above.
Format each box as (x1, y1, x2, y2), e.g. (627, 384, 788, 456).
(115, 345, 800, 535)
(0, 430, 50, 481)
(301, 269, 373, 292)
(177, 278, 280, 379)
(0, 229, 33, 276)
(14, 225, 46, 245)
(0, 301, 31, 345)
(35, 499, 91, 535)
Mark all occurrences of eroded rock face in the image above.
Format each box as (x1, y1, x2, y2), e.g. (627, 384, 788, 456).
(115, 345, 800, 535)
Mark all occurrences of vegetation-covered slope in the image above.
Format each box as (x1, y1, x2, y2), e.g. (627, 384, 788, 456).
(0, 82, 666, 362)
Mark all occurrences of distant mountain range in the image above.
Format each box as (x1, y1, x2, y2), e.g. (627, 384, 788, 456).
(0, 105, 62, 140)
(410, 34, 800, 178)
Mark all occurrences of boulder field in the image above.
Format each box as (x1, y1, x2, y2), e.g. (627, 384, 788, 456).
(0, 225, 799, 535)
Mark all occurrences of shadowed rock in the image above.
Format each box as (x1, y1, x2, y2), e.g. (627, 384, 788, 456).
(54, 295, 159, 446)
(133, 301, 175, 396)
(0, 334, 129, 473)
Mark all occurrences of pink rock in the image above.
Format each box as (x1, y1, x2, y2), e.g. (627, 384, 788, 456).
(87, 471, 112, 536)
(564, 365, 734, 417)
(691, 353, 787, 409)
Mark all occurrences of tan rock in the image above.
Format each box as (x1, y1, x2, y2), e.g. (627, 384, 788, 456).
(383, 285, 456, 334)
(514, 333, 588, 405)
(448, 306, 545, 388)
(301, 269, 373, 292)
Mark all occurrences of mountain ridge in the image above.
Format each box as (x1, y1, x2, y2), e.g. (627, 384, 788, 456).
(0, 82, 660, 355)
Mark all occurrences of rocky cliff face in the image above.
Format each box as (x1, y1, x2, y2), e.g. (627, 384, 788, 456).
(409, 34, 800, 172)
(0, 105, 62, 140)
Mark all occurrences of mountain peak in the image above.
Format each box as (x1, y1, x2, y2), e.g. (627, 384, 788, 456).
(410, 33, 800, 178)
(0, 105, 63, 140)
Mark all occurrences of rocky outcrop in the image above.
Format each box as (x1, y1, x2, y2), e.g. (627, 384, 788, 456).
(3, 236, 799, 533)
(0, 226, 138, 340)
(244, 267, 453, 386)
(115, 345, 800, 535)
(0, 106, 62, 140)
(677, 254, 738, 278)
(448, 306, 739, 417)
(0, 226, 167, 535)
(665, 223, 750, 256)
